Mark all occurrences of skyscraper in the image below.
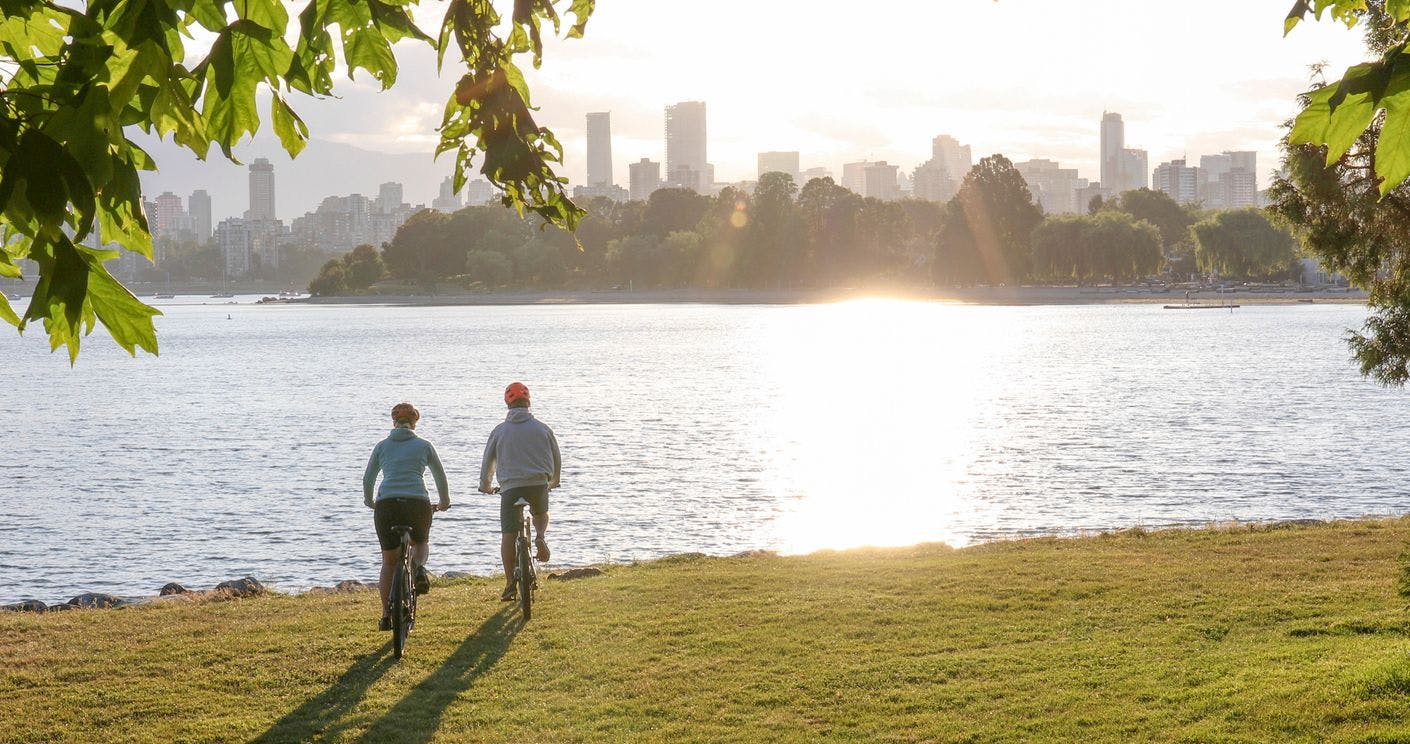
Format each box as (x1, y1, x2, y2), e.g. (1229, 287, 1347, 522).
(1119, 148, 1148, 192)
(432, 176, 462, 212)
(247, 158, 275, 221)
(188, 189, 211, 242)
(665, 101, 707, 193)
(1100, 112, 1123, 192)
(586, 112, 614, 187)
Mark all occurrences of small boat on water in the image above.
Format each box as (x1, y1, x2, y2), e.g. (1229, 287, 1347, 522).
(153, 293, 176, 299)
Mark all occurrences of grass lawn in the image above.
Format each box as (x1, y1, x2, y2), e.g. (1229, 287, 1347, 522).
(5, 519, 1410, 742)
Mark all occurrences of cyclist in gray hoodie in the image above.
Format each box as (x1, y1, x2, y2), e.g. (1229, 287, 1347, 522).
(479, 381, 561, 601)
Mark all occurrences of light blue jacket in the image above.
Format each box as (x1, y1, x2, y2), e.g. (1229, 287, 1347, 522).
(364, 427, 449, 504)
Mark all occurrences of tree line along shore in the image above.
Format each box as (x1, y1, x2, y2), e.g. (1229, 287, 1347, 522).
(4, 518, 1410, 742)
(305, 159, 1309, 299)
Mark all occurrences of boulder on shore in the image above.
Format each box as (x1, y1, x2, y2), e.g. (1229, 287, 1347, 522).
(67, 593, 126, 609)
(548, 567, 603, 581)
(214, 577, 267, 598)
(1, 600, 46, 613)
(159, 582, 189, 596)
(333, 580, 374, 593)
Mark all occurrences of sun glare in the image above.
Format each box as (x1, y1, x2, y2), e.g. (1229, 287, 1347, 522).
(759, 299, 991, 554)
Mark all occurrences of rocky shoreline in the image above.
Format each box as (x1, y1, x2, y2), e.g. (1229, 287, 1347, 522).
(0, 567, 607, 613)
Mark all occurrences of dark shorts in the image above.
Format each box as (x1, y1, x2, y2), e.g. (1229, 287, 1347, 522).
(500, 485, 549, 534)
(374, 498, 433, 551)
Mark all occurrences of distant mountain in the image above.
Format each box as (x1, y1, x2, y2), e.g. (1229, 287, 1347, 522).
(135, 135, 460, 223)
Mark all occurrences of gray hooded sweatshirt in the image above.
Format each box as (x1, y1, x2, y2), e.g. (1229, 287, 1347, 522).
(479, 407, 561, 492)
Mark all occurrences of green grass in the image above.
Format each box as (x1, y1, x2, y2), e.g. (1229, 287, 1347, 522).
(6, 519, 1410, 742)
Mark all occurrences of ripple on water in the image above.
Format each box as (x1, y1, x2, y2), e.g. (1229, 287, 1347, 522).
(6, 302, 1410, 602)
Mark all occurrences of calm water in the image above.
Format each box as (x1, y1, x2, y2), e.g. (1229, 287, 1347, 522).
(4, 298, 1407, 604)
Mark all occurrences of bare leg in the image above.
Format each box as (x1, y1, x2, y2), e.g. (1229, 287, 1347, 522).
(411, 541, 429, 570)
(533, 512, 550, 560)
(500, 532, 516, 595)
(378, 548, 398, 610)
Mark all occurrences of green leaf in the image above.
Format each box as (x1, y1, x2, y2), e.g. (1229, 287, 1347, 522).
(1322, 90, 1377, 164)
(0, 292, 18, 328)
(1376, 74, 1410, 195)
(1390, 0, 1410, 23)
(270, 93, 309, 157)
(23, 236, 89, 362)
(83, 257, 160, 356)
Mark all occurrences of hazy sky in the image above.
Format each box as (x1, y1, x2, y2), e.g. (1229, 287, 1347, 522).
(145, 0, 1373, 212)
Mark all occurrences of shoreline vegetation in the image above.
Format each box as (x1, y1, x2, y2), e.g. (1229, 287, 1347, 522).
(294, 284, 1369, 307)
(6, 517, 1410, 740)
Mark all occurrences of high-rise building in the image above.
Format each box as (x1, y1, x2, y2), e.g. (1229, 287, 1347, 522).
(863, 162, 900, 201)
(842, 161, 900, 200)
(1100, 113, 1150, 194)
(757, 151, 800, 184)
(188, 190, 211, 242)
(1198, 151, 1257, 208)
(1015, 159, 1086, 214)
(665, 101, 707, 193)
(432, 176, 462, 212)
(153, 192, 183, 240)
(586, 112, 614, 187)
(799, 167, 833, 186)
(1119, 148, 1148, 192)
(1101, 112, 1124, 192)
(1152, 158, 1199, 205)
(376, 182, 404, 214)
(913, 135, 973, 203)
(247, 158, 275, 221)
(629, 158, 662, 201)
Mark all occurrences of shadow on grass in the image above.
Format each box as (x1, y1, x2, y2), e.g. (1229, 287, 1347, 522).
(356, 607, 520, 743)
(252, 640, 396, 743)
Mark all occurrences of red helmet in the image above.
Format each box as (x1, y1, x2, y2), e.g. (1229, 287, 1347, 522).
(390, 402, 420, 424)
(504, 382, 530, 406)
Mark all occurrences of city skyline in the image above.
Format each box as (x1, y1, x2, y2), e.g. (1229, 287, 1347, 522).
(134, 1, 1370, 211)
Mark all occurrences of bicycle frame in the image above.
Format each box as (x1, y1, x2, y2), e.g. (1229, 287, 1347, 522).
(513, 498, 538, 620)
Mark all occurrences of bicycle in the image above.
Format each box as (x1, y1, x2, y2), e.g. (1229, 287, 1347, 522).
(386, 525, 417, 659)
(511, 497, 540, 621)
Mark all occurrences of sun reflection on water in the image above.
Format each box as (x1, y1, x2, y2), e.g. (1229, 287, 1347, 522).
(758, 298, 997, 553)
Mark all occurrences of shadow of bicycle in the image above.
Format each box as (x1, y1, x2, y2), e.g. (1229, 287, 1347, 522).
(252, 640, 397, 743)
(355, 607, 520, 743)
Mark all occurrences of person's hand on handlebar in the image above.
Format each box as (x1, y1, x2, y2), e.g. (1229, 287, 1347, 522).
(435, 500, 451, 512)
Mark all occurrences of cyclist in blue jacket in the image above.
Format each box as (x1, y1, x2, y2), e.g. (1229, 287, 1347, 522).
(364, 402, 450, 630)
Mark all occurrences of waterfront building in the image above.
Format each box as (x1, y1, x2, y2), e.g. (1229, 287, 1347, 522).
(216, 217, 287, 278)
(665, 101, 707, 192)
(757, 151, 800, 184)
(629, 158, 662, 201)
(586, 112, 614, 187)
